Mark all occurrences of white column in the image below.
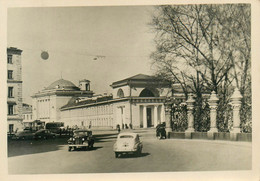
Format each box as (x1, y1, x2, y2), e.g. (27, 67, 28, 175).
(160, 104, 165, 123)
(154, 105, 158, 127)
(143, 105, 147, 128)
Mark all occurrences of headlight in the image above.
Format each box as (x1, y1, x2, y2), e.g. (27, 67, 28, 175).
(72, 138, 75, 141)
(82, 138, 85, 141)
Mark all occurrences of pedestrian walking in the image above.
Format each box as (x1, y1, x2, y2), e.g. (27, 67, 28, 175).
(116, 124, 121, 133)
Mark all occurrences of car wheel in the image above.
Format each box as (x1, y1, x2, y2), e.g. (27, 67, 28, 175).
(22, 136, 25, 140)
(68, 146, 72, 152)
(115, 152, 119, 158)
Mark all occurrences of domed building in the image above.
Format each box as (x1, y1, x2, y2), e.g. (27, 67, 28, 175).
(60, 74, 171, 129)
(32, 78, 93, 124)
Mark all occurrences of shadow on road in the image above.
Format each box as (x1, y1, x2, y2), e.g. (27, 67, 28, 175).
(70, 146, 103, 152)
(8, 132, 118, 157)
(117, 152, 150, 159)
(8, 138, 67, 157)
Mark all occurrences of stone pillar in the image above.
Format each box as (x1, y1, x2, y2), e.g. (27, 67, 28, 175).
(154, 105, 158, 127)
(143, 105, 147, 128)
(160, 104, 165, 124)
(185, 94, 195, 139)
(164, 101, 172, 135)
(207, 91, 219, 139)
(230, 88, 242, 141)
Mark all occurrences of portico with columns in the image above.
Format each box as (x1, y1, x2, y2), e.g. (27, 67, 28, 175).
(111, 74, 170, 129)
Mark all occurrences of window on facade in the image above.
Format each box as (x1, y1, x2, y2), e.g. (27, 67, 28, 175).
(9, 124, 14, 133)
(8, 70, 13, 79)
(8, 104, 14, 115)
(8, 87, 13, 98)
(7, 55, 13, 64)
(117, 89, 124, 98)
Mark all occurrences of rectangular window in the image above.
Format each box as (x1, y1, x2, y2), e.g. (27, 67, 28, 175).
(8, 70, 13, 79)
(8, 87, 13, 98)
(7, 55, 13, 64)
(8, 104, 14, 115)
(9, 124, 14, 133)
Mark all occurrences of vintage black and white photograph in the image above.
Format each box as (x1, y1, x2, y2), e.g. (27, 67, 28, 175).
(2, 0, 260, 180)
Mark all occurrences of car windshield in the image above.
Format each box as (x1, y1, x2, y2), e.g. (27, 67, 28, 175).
(36, 130, 45, 133)
(119, 135, 134, 139)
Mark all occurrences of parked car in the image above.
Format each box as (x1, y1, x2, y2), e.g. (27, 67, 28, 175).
(67, 129, 94, 151)
(12, 130, 35, 140)
(113, 132, 143, 158)
(33, 129, 57, 140)
(45, 122, 65, 134)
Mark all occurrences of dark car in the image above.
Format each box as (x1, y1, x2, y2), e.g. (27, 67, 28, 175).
(67, 129, 94, 151)
(33, 129, 57, 140)
(12, 130, 35, 140)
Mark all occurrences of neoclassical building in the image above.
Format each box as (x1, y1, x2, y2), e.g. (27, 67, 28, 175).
(60, 74, 171, 129)
(31, 79, 94, 124)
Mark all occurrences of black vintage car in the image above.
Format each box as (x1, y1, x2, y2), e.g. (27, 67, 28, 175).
(67, 129, 94, 151)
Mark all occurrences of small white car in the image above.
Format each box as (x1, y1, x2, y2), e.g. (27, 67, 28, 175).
(113, 132, 143, 158)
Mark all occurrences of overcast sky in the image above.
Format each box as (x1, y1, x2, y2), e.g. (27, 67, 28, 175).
(7, 6, 156, 104)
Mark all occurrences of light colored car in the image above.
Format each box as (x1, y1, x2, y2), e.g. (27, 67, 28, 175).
(113, 132, 143, 158)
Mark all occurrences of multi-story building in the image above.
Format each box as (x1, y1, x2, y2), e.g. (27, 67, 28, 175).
(7, 47, 23, 133)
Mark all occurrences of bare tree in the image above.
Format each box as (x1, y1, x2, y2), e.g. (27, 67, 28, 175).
(150, 4, 251, 132)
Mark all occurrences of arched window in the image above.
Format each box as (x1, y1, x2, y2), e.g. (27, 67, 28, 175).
(117, 89, 125, 98)
(139, 88, 156, 97)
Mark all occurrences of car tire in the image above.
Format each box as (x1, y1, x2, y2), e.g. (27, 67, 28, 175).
(68, 147, 72, 152)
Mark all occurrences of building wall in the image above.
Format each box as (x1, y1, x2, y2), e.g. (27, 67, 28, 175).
(113, 85, 171, 98)
(32, 95, 73, 123)
(60, 103, 114, 129)
(112, 85, 130, 98)
(7, 48, 23, 133)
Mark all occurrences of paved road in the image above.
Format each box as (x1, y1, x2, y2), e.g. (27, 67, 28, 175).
(8, 129, 252, 174)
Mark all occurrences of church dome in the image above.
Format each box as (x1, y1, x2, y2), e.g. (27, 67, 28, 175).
(45, 79, 80, 91)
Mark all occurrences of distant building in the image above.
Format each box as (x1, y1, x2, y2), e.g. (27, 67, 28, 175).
(31, 78, 94, 124)
(22, 103, 33, 127)
(60, 74, 171, 129)
(7, 47, 23, 133)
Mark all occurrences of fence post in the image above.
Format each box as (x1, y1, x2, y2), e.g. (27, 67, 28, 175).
(185, 93, 195, 139)
(230, 88, 242, 141)
(207, 91, 219, 140)
(164, 98, 173, 137)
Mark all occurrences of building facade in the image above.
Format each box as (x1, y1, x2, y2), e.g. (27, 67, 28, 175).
(22, 103, 33, 127)
(7, 47, 23, 133)
(60, 74, 171, 129)
(31, 79, 94, 124)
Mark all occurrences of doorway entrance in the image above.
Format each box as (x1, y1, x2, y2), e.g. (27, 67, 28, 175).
(147, 108, 152, 127)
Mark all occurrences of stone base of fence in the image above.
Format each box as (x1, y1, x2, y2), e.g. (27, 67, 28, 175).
(168, 132, 252, 142)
